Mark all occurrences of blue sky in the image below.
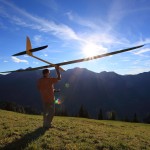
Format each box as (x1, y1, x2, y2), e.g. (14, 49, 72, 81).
(0, 0, 150, 75)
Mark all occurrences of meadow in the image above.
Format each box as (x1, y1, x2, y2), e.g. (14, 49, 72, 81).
(0, 109, 150, 150)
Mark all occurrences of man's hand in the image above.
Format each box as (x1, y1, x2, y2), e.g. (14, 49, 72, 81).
(55, 65, 61, 80)
(55, 65, 59, 70)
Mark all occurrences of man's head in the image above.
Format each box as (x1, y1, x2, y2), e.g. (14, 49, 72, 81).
(42, 69, 50, 77)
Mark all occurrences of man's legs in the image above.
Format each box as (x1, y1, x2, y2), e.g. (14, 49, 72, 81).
(43, 102, 55, 128)
(48, 102, 55, 124)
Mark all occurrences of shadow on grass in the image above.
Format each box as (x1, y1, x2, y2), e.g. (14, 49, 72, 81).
(3, 127, 47, 150)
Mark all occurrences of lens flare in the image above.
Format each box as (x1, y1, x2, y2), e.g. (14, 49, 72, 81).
(65, 83, 70, 88)
(55, 98, 62, 104)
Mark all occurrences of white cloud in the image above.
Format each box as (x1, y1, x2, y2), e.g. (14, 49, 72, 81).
(33, 35, 43, 46)
(135, 38, 150, 45)
(37, 0, 59, 12)
(24, 55, 29, 58)
(1, 0, 136, 63)
(107, 0, 127, 27)
(133, 59, 141, 65)
(127, 67, 150, 75)
(47, 50, 63, 53)
(66, 11, 104, 31)
(11, 56, 28, 64)
(0, 0, 130, 50)
(144, 60, 150, 67)
(44, 54, 48, 57)
(0, 1, 79, 41)
(122, 57, 131, 62)
(134, 48, 150, 55)
(0, 21, 7, 29)
(33, 61, 39, 65)
(3, 60, 8, 62)
(11, 16, 30, 27)
(65, 11, 131, 54)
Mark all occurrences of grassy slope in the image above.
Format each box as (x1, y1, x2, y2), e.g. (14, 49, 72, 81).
(0, 109, 150, 150)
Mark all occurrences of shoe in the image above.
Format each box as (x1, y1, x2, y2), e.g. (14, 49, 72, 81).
(43, 124, 54, 129)
(50, 125, 54, 128)
(50, 123, 55, 128)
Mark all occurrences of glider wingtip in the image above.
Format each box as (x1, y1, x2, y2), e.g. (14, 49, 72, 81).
(26, 36, 30, 39)
(143, 43, 150, 46)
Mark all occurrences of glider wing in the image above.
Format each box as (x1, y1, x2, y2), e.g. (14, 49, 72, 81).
(0, 44, 144, 73)
(55, 44, 144, 66)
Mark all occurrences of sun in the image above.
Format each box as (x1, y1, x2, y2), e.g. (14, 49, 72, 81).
(81, 42, 107, 57)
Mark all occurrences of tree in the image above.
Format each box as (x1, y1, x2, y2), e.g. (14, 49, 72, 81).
(124, 116, 130, 122)
(55, 105, 68, 116)
(107, 111, 116, 120)
(133, 113, 139, 123)
(78, 105, 89, 118)
(61, 107, 68, 116)
(143, 114, 150, 124)
(111, 111, 116, 120)
(98, 109, 103, 120)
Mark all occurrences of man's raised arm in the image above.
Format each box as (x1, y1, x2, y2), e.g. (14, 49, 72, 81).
(55, 66, 61, 80)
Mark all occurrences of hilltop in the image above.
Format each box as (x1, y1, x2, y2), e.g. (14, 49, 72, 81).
(0, 109, 150, 150)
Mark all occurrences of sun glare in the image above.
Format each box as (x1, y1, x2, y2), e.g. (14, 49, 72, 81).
(81, 43, 107, 57)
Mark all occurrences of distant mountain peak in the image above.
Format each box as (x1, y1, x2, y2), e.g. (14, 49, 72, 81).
(99, 71, 119, 77)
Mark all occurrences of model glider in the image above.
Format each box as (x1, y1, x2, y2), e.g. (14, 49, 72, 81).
(0, 36, 144, 73)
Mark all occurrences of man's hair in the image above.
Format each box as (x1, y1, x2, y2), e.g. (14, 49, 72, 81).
(42, 69, 50, 76)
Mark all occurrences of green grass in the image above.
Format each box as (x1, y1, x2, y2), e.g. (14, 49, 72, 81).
(0, 109, 150, 150)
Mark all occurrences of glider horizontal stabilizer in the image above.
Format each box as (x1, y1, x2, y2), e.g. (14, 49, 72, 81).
(0, 44, 144, 73)
(12, 45, 48, 56)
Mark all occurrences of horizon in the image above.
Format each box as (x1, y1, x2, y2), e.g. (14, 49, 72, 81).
(0, 67, 149, 76)
(0, 0, 150, 75)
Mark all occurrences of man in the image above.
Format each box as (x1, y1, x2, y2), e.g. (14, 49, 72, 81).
(37, 66, 61, 129)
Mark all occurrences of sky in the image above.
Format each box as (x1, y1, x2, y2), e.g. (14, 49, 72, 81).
(0, 0, 150, 75)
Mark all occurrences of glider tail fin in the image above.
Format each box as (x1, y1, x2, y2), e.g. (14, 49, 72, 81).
(26, 36, 32, 56)
(12, 36, 48, 56)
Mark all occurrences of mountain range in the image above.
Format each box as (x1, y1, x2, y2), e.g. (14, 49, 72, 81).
(0, 68, 150, 120)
